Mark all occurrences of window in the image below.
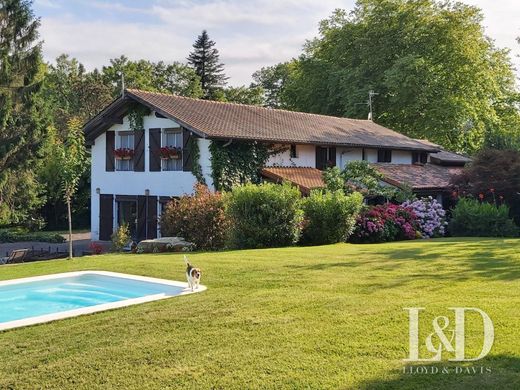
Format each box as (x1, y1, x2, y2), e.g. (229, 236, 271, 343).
(290, 144, 298, 158)
(162, 128, 183, 171)
(377, 149, 392, 163)
(116, 131, 134, 171)
(412, 152, 428, 164)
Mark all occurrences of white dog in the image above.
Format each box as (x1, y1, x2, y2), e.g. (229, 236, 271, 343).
(184, 255, 201, 291)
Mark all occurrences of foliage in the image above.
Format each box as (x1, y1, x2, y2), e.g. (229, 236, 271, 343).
(102, 55, 203, 98)
(351, 203, 418, 243)
(187, 30, 228, 99)
(251, 61, 296, 108)
(224, 182, 304, 249)
(323, 162, 397, 200)
(448, 198, 519, 237)
(0, 0, 47, 225)
(221, 85, 265, 105)
(189, 137, 206, 184)
(300, 191, 363, 245)
(88, 242, 104, 255)
(209, 140, 274, 191)
(59, 118, 87, 258)
(0, 169, 45, 227)
(402, 197, 446, 238)
(160, 184, 228, 250)
(127, 105, 148, 131)
(0, 227, 64, 243)
(453, 148, 520, 224)
(269, 1, 520, 153)
(111, 223, 131, 252)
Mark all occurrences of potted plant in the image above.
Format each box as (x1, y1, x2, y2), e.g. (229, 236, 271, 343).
(114, 148, 134, 160)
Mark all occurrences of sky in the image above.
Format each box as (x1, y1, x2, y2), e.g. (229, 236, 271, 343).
(33, 0, 520, 87)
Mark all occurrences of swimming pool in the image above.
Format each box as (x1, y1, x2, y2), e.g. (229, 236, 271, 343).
(0, 271, 205, 331)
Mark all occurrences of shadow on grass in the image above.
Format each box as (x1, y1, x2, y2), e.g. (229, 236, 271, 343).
(289, 239, 520, 287)
(359, 355, 520, 389)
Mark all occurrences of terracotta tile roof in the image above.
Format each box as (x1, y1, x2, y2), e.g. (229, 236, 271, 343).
(261, 167, 325, 195)
(120, 89, 438, 151)
(413, 139, 471, 166)
(372, 163, 465, 191)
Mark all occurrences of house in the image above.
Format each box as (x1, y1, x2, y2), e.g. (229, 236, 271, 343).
(84, 89, 468, 241)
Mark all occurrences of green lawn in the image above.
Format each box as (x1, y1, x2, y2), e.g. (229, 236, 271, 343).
(1, 238, 519, 389)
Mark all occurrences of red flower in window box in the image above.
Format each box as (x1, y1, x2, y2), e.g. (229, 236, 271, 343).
(114, 148, 134, 160)
(160, 146, 182, 160)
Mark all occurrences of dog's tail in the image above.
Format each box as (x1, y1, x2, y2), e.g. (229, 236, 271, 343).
(183, 255, 190, 267)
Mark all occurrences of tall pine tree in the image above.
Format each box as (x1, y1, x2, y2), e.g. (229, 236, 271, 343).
(0, 0, 46, 224)
(187, 30, 227, 99)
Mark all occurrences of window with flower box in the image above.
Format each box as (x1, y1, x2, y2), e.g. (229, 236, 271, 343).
(115, 131, 134, 171)
(162, 128, 183, 171)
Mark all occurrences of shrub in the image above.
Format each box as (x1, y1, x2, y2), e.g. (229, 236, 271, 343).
(88, 242, 104, 255)
(402, 197, 446, 238)
(0, 227, 64, 243)
(448, 198, 519, 237)
(111, 223, 130, 251)
(160, 184, 228, 250)
(351, 203, 419, 243)
(300, 191, 363, 245)
(225, 182, 303, 248)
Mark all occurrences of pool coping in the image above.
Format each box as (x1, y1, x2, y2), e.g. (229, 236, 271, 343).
(0, 270, 206, 331)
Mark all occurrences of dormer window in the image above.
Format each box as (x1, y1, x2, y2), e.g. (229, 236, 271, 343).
(377, 149, 392, 163)
(412, 152, 428, 164)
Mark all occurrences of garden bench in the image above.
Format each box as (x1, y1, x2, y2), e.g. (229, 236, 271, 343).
(0, 249, 29, 265)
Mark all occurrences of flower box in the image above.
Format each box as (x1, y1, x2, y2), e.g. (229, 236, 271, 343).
(114, 148, 134, 160)
(160, 146, 182, 160)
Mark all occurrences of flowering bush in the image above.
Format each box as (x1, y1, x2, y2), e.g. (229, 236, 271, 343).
(114, 148, 134, 160)
(160, 184, 229, 250)
(351, 203, 418, 243)
(88, 242, 104, 255)
(402, 197, 446, 238)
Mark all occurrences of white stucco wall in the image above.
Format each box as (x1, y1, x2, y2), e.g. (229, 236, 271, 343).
(392, 150, 413, 164)
(90, 112, 208, 240)
(266, 144, 316, 167)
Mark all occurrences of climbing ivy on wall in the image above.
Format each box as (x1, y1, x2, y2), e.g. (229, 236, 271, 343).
(209, 140, 275, 191)
(128, 105, 149, 131)
(189, 137, 206, 185)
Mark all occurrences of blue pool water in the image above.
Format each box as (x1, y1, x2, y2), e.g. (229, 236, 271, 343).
(0, 274, 184, 324)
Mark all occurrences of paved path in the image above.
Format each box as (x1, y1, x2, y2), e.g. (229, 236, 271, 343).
(0, 232, 110, 257)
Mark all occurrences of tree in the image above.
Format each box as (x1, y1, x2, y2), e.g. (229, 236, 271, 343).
(0, 0, 46, 214)
(251, 62, 295, 108)
(221, 85, 264, 105)
(453, 148, 520, 224)
(101, 56, 203, 98)
(275, 1, 520, 153)
(59, 118, 87, 258)
(187, 30, 228, 99)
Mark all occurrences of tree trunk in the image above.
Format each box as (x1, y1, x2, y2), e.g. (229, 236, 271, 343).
(67, 197, 73, 259)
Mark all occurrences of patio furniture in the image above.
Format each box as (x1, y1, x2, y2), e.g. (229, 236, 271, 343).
(0, 249, 29, 265)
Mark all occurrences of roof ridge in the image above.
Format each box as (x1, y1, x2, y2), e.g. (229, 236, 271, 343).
(125, 88, 372, 123)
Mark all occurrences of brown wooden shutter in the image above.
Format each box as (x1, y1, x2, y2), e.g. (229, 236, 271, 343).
(137, 195, 147, 242)
(328, 147, 336, 167)
(182, 127, 193, 172)
(146, 196, 158, 239)
(133, 130, 145, 171)
(316, 146, 327, 170)
(149, 128, 161, 172)
(105, 131, 115, 172)
(99, 194, 114, 241)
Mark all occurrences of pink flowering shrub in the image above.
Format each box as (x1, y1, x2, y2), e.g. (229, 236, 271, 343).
(402, 197, 446, 238)
(351, 203, 418, 243)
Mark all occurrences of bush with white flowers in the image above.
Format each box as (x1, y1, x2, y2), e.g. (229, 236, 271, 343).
(402, 197, 446, 238)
